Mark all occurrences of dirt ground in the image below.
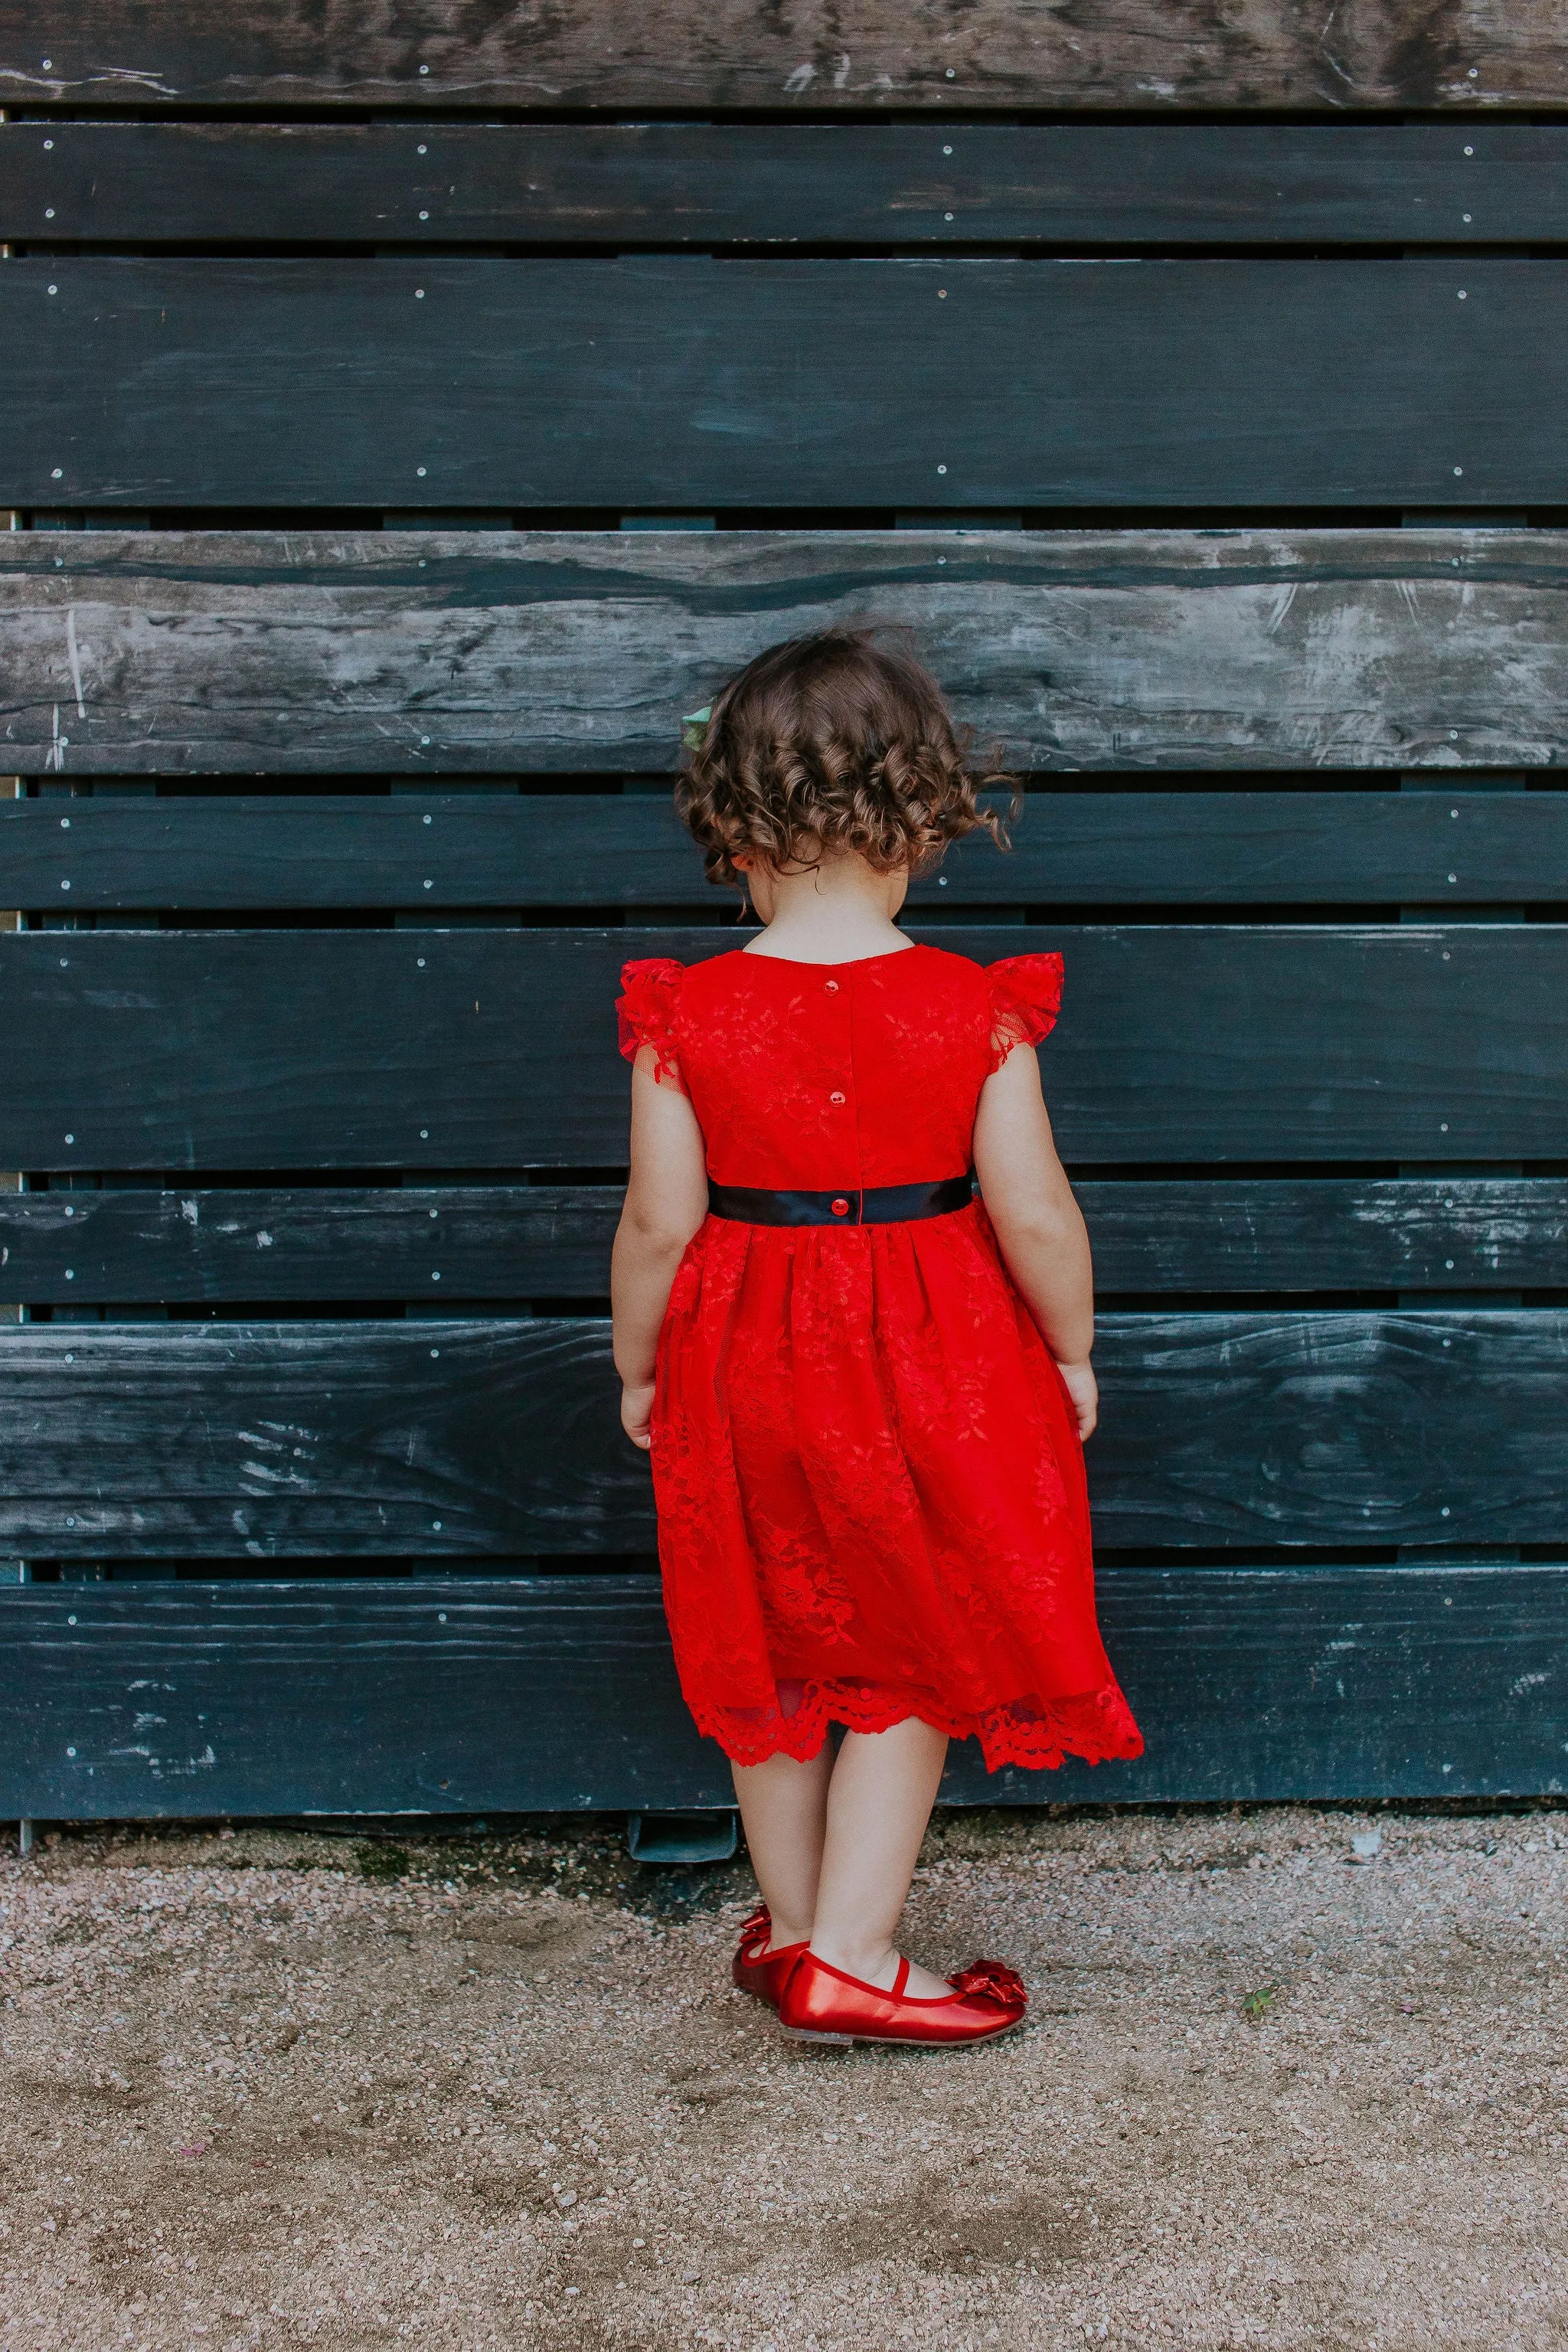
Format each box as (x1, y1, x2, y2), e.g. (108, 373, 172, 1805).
(3, 1805, 1568, 2351)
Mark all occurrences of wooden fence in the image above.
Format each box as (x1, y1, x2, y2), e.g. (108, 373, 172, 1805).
(2, 2, 1566, 1820)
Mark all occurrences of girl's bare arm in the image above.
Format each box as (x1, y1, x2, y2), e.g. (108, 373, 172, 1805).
(610, 1052, 710, 1448)
(971, 1044, 1098, 1437)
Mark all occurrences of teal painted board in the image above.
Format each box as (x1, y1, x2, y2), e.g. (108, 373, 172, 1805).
(0, 1312, 1563, 1559)
(2, 1566, 1565, 1820)
(2, 1178, 1564, 1305)
(8, 122, 1568, 247)
(1, 926, 1563, 1170)
(5, 259, 1567, 508)
(5, 790, 1568, 907)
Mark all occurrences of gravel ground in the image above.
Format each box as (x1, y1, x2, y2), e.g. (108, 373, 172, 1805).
(3, 1803, 1567, 2351)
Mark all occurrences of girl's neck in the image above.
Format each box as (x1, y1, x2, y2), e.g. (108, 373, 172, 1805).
(741, 851, 913, 966)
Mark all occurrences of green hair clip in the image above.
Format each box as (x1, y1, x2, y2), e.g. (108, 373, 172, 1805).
(681, 704, 711, 752)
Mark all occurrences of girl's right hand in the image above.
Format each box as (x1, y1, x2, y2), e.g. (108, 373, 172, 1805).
(621, 1379, 657, 1451)
(1055, 1358, 1098, 1441)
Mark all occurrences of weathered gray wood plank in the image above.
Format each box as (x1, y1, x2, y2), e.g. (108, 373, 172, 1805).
(0, 1312, 1563, 1557)
(3, 3, 1564, 113)
(8, 122, 1566, 247)
(5, 530, 1566, 777)
(3, 1564, 1566, 1817)
(3, 925, 1566, 1170)
(6, 259, 1566, 510)
(5, 789, 1568, 906)
(2, 1179, 1564, 1305)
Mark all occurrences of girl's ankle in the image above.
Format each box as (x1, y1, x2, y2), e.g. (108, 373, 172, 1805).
(808, 1936, 898, 1988)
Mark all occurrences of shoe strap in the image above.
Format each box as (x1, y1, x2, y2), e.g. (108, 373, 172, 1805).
(891, 1955, 910, 1998)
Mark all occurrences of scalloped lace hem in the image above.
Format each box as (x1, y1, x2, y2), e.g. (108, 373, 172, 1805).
(688, 1678, 1144, 1773)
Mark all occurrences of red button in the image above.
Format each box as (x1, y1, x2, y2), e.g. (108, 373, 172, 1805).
(824, 978, 840, 993)
(831, 1197, 851, 1217)
(829, 1091, 845, 1105)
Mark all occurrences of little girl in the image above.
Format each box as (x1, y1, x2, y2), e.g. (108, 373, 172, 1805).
(612, 628, 1141, 2048)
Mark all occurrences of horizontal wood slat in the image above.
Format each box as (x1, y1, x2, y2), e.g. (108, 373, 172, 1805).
(3, 1180, 1564, 1305)
(5, 529, 1565, 778)
(3, 1563, 1566, 1816)
(1, 926, 1562, 1170)
(5, 4, 1565, 114)
(7, 790, 1568, 907)
(8, 123, 1568, 247)
(7, 260, 1567, 509)
(0, 1312, 1562, 1557)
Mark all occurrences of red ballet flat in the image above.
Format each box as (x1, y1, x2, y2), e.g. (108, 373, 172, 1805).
(777, 1949, 1027, 2047)
(731, 1903, 808, 2008)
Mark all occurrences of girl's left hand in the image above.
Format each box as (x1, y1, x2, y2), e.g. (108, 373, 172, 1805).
(621, 1379, 657, 1451)
(1055, 1357, 1098, 1440)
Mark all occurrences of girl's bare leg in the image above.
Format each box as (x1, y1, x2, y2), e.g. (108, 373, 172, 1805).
(809, 1718, 952, 1997)
(730, 1745, 834, 1950)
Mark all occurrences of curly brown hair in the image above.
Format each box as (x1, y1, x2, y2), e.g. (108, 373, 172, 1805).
(675, 626, 1014, 889)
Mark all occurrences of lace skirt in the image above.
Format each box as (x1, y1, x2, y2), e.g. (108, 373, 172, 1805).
(648, 1199, 1143, 1773)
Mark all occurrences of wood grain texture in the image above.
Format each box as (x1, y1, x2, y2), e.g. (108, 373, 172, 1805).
(0, 1311, 1563, 1557)
(2, 3, 1563, 113)
(8, 122, 1566, 247)
(2, 924, 1563, 1171)
(3, 1561, 1567, 1816)
(5, 789, 1566, 908)
(6, 259, 1566, 510)
(5, 530, 1566, 778)
(2, 1179, 1564, 1305)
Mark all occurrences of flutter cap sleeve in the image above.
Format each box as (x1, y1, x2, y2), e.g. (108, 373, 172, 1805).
(617, 956, 687, 1091)
(986, 952, 1065, 1073)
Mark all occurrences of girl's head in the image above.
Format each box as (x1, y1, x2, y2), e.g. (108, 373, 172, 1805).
(675, 626, 1012, 890)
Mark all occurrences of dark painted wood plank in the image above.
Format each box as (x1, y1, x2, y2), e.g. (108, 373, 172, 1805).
(0, 1312, 1563, 1558)
(6, 259, 1566, 510)
(0, 925, 1563, 1171)
(8, 122, 1567, 247)
(5, 790, 1567, 908)
(4, 4, 1565, 113)
(6, 528, 1566, 779)
(0, 1318, 634, 1558)
(4, 1179, 1566, 1305)
(2, 1563, 1565, 1817)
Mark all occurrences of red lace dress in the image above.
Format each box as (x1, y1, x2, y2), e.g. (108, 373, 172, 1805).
(616, 941, 1142, 1775)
